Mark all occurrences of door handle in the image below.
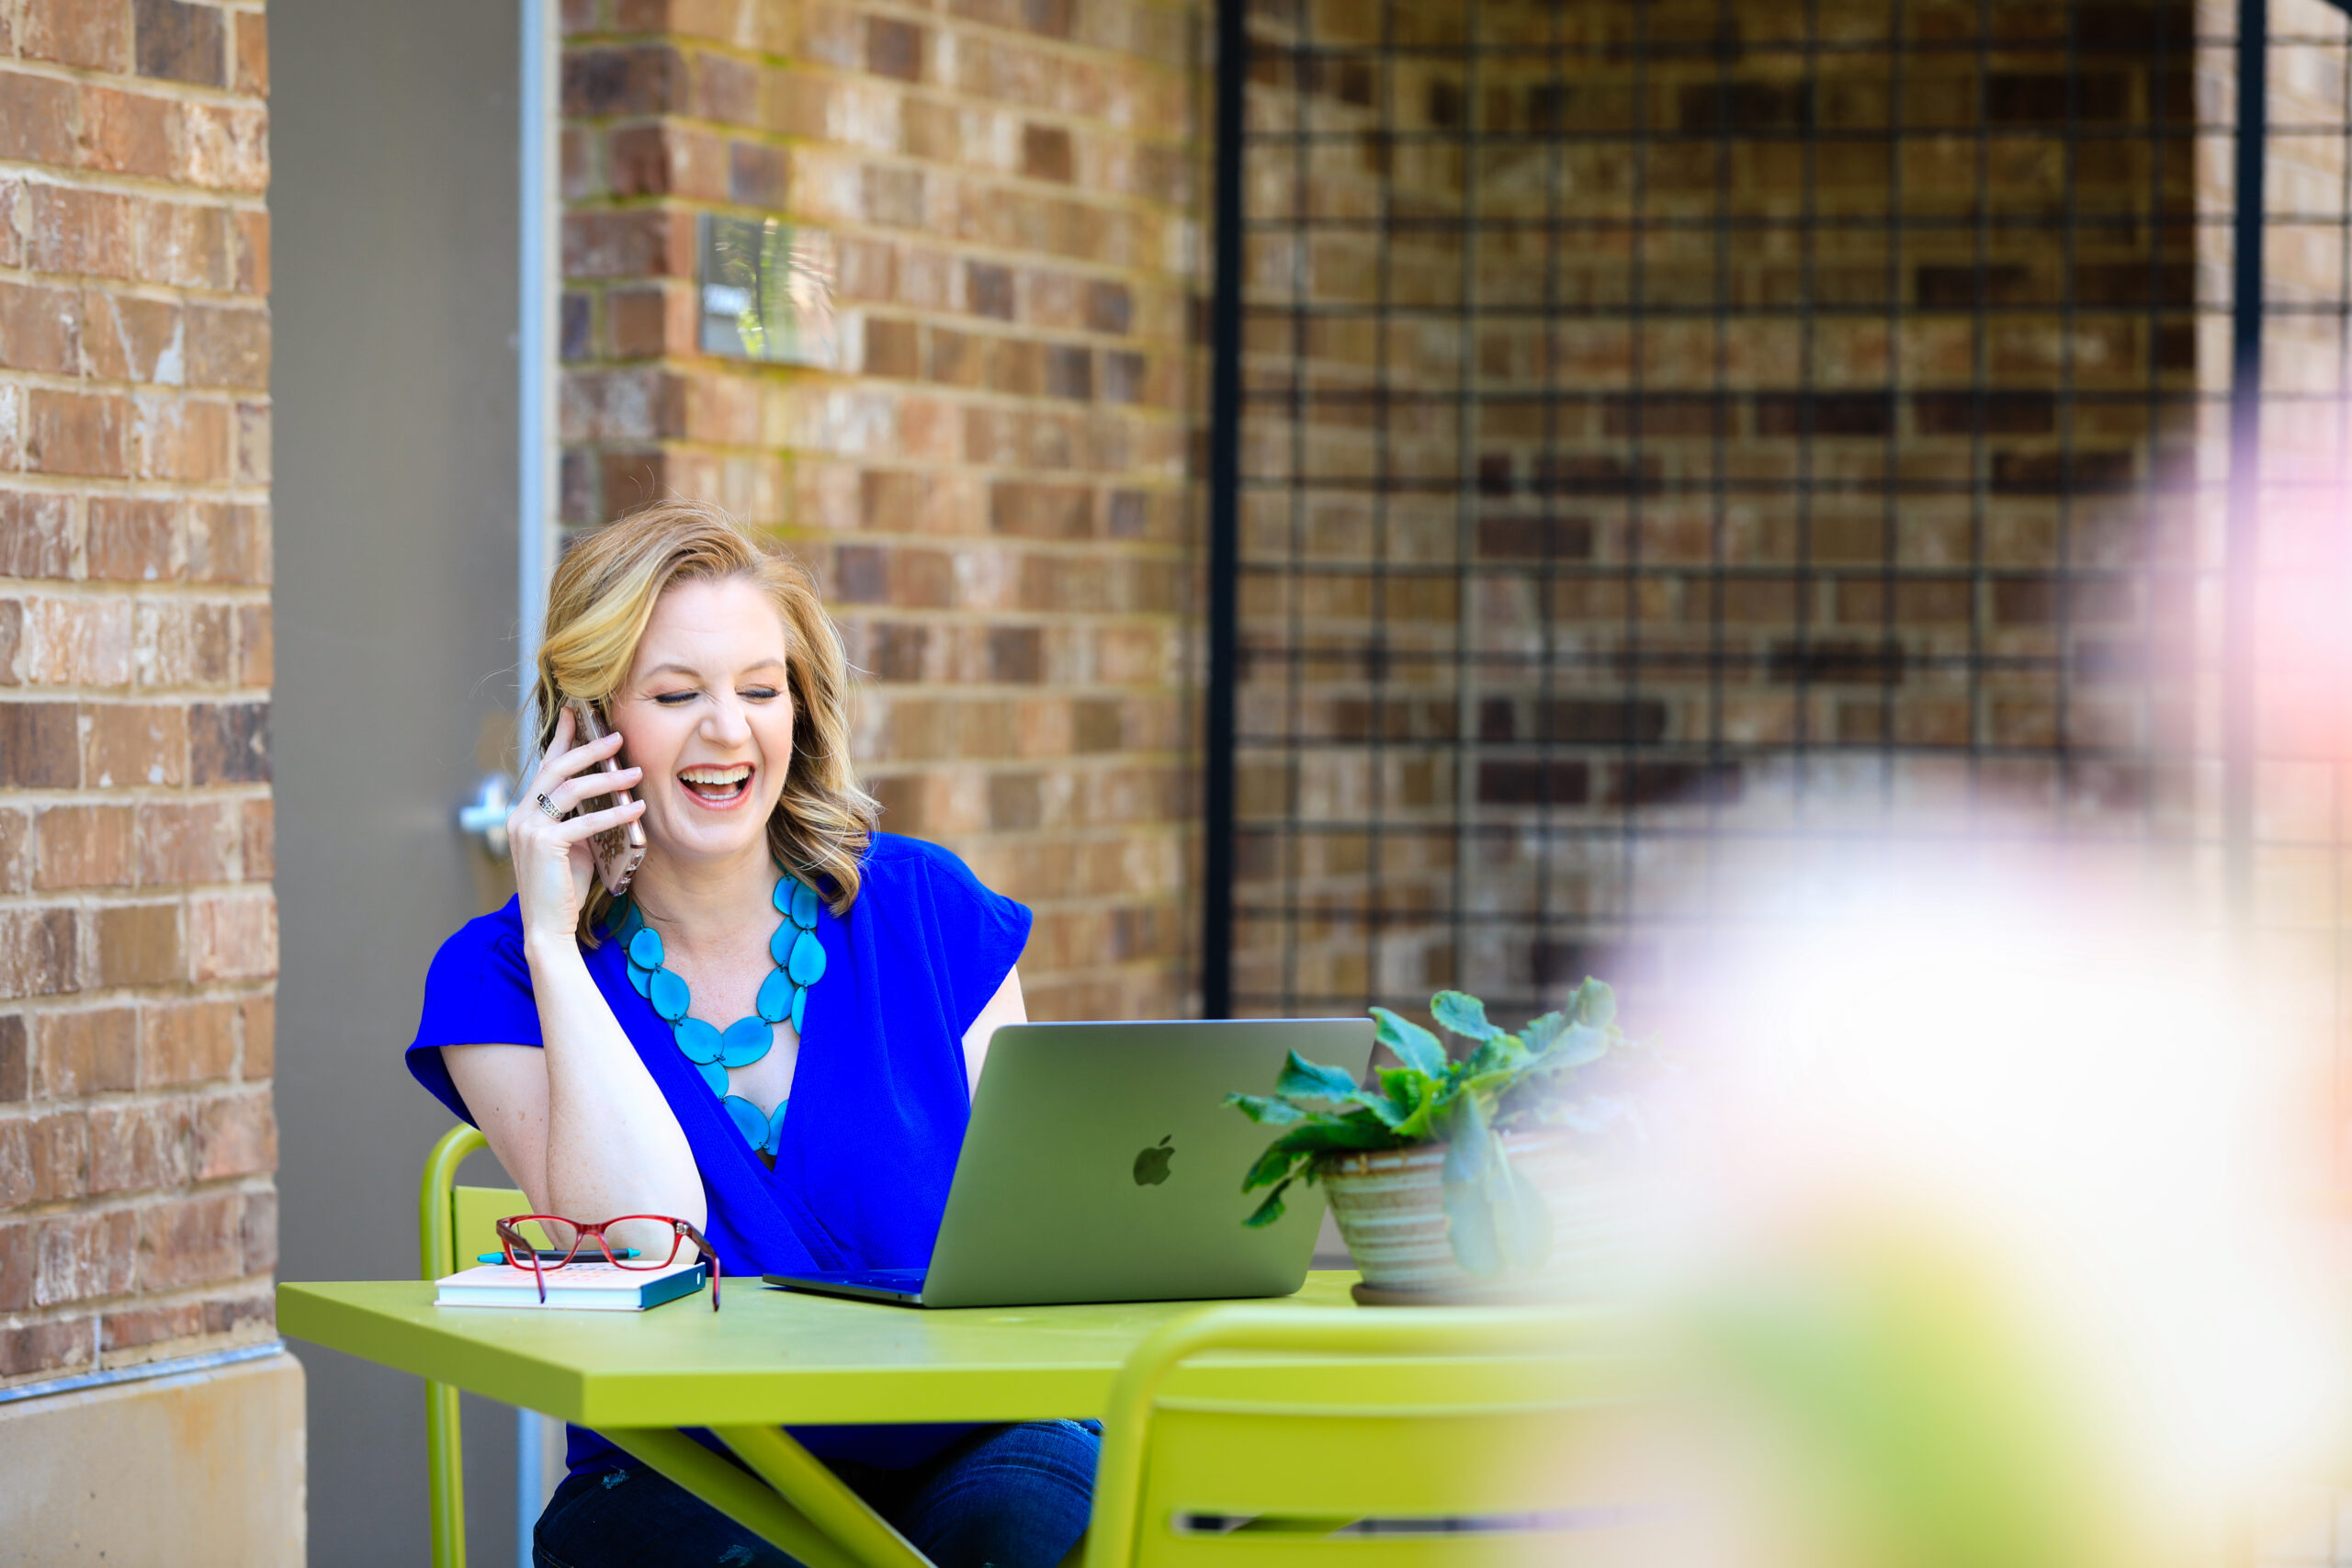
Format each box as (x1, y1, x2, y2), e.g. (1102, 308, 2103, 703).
(457, 773, 514, 859)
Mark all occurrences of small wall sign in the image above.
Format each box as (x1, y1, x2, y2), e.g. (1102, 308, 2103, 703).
(698, 216, 837, 367)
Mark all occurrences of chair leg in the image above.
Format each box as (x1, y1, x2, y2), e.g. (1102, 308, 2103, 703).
(427, 1379, 467, 1568)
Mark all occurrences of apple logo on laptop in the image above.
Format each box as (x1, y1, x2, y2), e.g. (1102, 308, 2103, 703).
(1132, 1135, 1174, 1187)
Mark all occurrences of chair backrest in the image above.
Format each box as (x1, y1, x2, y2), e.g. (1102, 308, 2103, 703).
(422, 1124, 530, 1568)
(1083, 1304, 1681, 1568)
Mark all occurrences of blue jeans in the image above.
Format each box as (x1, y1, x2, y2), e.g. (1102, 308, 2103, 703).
(533, 1421, 1102, 1568)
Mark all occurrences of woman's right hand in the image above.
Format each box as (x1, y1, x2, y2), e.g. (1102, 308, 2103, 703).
(507, 705, 646, 943)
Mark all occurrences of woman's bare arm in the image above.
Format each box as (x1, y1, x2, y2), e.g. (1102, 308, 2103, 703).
(444, 707, 706, 1243)
(960, 965, 1028, 1100)
(441, 941, 707, 1234)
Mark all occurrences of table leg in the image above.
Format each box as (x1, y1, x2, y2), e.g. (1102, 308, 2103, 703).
(710, 1424, 937, 1568)
(598, 1427, 873, 1568)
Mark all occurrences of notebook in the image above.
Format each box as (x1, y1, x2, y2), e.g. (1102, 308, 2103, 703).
(434, 1259, 707, 1311)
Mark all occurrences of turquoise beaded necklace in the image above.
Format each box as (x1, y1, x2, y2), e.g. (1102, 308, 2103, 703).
(612, 872, 826, 1157)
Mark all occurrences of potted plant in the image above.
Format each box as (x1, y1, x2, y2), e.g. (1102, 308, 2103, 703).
(1227, 979, 1640, 1303)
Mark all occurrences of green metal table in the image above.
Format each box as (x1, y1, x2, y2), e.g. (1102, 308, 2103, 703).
(278, 1273, 1398, 1568)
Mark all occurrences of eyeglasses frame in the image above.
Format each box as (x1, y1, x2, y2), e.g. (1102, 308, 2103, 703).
(492, 1213, 722, 1311)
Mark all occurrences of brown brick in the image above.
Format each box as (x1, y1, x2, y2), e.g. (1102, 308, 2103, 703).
(87, 497, 179, 582)
(0, 1016, 27, 1102)
(0, 491, 78, 580)
(0, 1110, 87, 1205)
(15, 596, 133, 687)
(20, 0, 131, 70)
(0, 910, 78, 1000)
(192, 1089, 275, 1179)
(102, 1299, 203, 1352)
(729, 140, 786, 206)
(1084, 279, 1131, 335)
(135, 392, 232, 481)
(0, 280, 84, 374)
(232, 9, 266, 95)
(80, 288, 182, 383)
(84, 702, 187, 788)
(206, 1288, 274, 1335)
(866, 16, 922, 80)
(183, 302, 269, 389)
(134, 0, 225, 85)
(562, 45, 686, 115)
(0, 1220, 29, 1309)
(864, 317, 919, 378)
(131, 197, 230, 288)
(233, 208, 268, 294)
(141, 998, 235, 1088)
(0, 71, 76, 164)
(95, 901, 181, 987)
(37, 1207, 138, 1305)
(0, 1316, 94, 1377)
(237, 992, 271, 1079)
(36, 806, 135, 891)
(186, 502, 267, 584)
(24, 389, 131, 478)
(0, 178, 21, 268)
(1022, 123, 1074, 182)
(237, 1187, 274, 1276)
(134, 800, 233, 886)
(29, 186, 132, 278)
(88, 1099, 190, 1194)
(189, 701, 268, 783)
(235, 604, 271, 687)
(187, 892, 274, 982)
(239, 797, 272, 881)
(563, 209, 693, 278)
(134, 599, 234, 688)
(32, 1008, 133, 1096)
(137, 1191, 240, 1290)
(0, 810, 27, 897)
(967, 261, 1016, 320)
(78, 84, 176, 178)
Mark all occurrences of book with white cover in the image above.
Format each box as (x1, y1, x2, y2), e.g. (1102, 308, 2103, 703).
(434, 1259, 707, 1311)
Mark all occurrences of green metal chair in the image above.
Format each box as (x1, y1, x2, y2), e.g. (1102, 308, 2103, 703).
(422, 1123, 531, 1568)
(1082, 1303, 1670, 1568)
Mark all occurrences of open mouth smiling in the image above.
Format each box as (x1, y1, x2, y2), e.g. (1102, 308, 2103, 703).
(678, 764, 753, 807)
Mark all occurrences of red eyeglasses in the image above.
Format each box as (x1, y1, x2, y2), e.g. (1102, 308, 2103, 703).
(494, 1213, 723, 1310)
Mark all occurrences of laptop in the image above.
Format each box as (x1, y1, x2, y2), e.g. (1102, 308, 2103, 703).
(763, 1018, 1374, 1308)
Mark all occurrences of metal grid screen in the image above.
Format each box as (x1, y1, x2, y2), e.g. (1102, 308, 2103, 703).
(1212, 0, 2352, 1138)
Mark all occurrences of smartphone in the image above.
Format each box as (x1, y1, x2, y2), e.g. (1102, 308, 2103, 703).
(563, 698, 647, 897)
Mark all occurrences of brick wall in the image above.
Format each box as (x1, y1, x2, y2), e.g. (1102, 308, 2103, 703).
(1230, 0, 2199, 1018)
(558, 0, 1204, 1021)
(0, 0, 275, 1386)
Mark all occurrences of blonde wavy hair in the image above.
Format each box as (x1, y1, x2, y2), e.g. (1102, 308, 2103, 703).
(530, 499, 876, 942)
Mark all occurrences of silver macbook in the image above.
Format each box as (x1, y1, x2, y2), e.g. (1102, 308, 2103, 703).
(763, 1018, 1374, 1308)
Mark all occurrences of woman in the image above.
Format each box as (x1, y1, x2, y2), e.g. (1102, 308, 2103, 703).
(406, 500, 1096, 1568)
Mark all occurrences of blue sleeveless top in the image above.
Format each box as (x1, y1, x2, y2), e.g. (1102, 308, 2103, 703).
(405, 831, 1032, 1474)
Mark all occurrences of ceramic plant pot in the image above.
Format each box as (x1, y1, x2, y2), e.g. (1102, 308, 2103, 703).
(1318, 1132, 1639, 1304)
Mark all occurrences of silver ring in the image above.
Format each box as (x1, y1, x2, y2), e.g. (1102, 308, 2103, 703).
(536, 793, 562, 820)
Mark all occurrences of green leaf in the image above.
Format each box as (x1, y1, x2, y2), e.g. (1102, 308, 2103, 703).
(1225, 1092, 1306, 1125)
(1273, 1050, 1363, 1102)
(1568, 978, 1616, 1029)
(1370, 1007, 1449, 1077)
(1243, 1179, 1292, 1227)
(1270, 1110, 1400, 1159)
(1544, 1022, 1611, 1070)
(1489, 1150, 1554, 1271)
(1442, 1173, 1502, 1277)
(1430, 991, 1499, 1042)
(1519, 1010, 1567, 1051)
(1385, 1070, 1442, 1140)
(1442, 1092, 1494, 1189)
(1243, 1142, 1301, 1191)
(1464, 1032, 1529, 1079)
